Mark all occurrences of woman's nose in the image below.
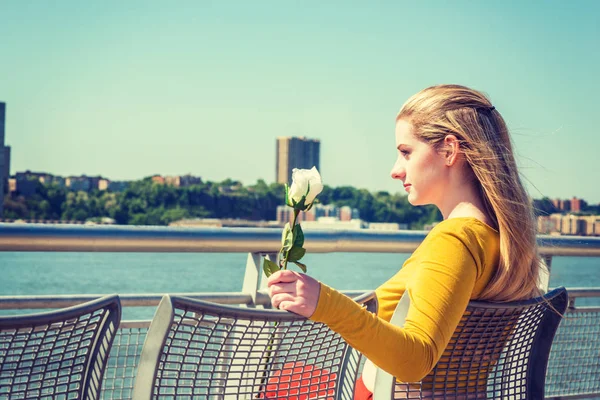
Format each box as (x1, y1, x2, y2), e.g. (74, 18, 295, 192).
(390, 159, 405, 180)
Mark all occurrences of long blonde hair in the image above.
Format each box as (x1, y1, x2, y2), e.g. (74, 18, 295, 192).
(398, 84, 540, 301)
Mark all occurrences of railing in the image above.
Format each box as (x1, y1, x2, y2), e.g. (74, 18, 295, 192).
(1, 223, 599, 255)
(1, 223, 600, 399)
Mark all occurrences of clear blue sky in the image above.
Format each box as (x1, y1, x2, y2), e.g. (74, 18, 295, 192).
(1, 1, 598, 202)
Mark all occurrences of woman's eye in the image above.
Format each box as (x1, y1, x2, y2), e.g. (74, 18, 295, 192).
(400, 150, 410, 157)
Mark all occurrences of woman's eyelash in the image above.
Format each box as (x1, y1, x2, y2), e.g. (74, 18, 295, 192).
(400, 150, 410, 156)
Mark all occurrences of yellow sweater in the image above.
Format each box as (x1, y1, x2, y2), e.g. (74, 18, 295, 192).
(310, 217, 500, 383)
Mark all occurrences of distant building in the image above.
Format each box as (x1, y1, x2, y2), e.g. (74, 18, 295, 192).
(2, 146, 10, 192)
(87, 176, 103, 191)
(551, 197, 588, 213)
(368, 222, 409, 231)
(14, 172, 40, 196)
(276, 205, 288, 224)
(276, 203, 363, 229)
(537, 215, 556, 235)
(66, 176, 91, 192)
(38, 174, 62, 186)
(301, 217, 365, 230)
(557, 214, 589, 236)
(0, 102, 8, 215)
(180, 174, 202, 187)
(277, 205, 316, 224)
(276, 137, 320, 184)
(8, 178, 16, 193)
(164, 176, 180, 186)
(98, 179, 109, 191)
(570, 197, 581, 213)
(14, 171, 67, 195)
(339, 206, 360, 221)
(570, 197, 587, 212)
(582, 215, 598, 236)
(152, 174, 202, 187)
(108, 181, 129, 192)
(537, 213, 600, 236)
(315, 204, 339, 219)
(151, 175, 166, 185)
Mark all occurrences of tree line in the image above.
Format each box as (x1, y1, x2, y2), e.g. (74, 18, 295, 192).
(2, 177, 443, 228)
(3, 177, 593, 228)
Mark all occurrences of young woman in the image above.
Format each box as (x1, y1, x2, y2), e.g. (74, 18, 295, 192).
(267, 84, 544, 398)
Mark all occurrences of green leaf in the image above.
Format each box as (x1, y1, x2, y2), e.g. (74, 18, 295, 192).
(292, 261, 307, 273)
(292, 224, 304, 248)
(263, 258, 280, 278)
(281, 223, 293, 251)
(287, 246, 306, 262)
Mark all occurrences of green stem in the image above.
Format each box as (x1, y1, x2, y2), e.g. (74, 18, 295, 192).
(259, 208, 300, 396)
(282, 209, 300, 270)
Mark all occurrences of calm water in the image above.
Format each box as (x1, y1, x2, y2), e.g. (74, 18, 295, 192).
(1, 252, 599, 318)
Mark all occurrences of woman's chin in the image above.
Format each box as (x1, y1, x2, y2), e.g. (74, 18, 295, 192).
(407, 193, 418, 205)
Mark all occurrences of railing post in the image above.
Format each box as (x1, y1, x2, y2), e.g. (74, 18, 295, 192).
(242, 252, 262, 308)
(543, 255, 553, 273)
(541, 255, 553, 292)
(242, 252, 278, 308)
(260, 253, 278, 291)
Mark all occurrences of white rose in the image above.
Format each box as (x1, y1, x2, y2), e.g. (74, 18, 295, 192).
(287, 167, 323, 208)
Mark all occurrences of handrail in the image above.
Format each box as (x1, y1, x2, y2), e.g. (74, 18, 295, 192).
(1, 223, 599, 256)
(0, 290, 368, 310)
(565, 287, 600, 297)
(0, 292, 255, 309)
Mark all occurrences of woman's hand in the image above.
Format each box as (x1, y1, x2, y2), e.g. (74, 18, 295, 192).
(267, 270, 321, 318)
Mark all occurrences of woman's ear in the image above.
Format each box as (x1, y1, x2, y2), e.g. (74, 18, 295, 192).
(443, 135, 460, 166)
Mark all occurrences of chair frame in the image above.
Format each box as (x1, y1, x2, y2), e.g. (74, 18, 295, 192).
(0, 294, 122, 400)
(372, 287, 568, 400)
(133, 291, 377, 400)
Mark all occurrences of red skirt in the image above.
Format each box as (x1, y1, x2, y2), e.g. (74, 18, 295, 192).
(354, 376, 373, 400)
(259, 362, 372, 400)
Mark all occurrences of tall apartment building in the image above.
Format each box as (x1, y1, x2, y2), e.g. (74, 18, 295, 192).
(276, 137, 320, 185)
(0, 102, 10, 216)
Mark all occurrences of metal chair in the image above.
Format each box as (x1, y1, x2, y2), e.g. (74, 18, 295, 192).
(132, 292, 377, 400)
(371, 287, 569, 400)
(0, 295, 121, 400)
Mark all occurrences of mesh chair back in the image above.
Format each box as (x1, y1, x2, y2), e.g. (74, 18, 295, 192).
(133, 292, 377, 400)
(0, 295, 121, 400)
(376, 287, 568, 399)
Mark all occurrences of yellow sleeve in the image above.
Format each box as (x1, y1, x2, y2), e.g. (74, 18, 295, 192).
(309, 227, 481, 383)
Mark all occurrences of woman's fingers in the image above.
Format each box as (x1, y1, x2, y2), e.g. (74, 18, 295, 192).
(268, 281, 296, 297)
(270, 293, 296, 309)
(278, 295, 317, 317)
(267, 270, 300, 285)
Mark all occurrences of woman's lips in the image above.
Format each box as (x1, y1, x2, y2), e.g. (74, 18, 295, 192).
(404, 184, 411, 192)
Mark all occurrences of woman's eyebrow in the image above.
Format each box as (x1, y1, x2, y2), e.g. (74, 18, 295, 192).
(396, 144, 410, 150)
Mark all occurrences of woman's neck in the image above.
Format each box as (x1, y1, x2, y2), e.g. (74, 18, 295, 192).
(447, 202, 492, 224)
(438, 182, 494, 227)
